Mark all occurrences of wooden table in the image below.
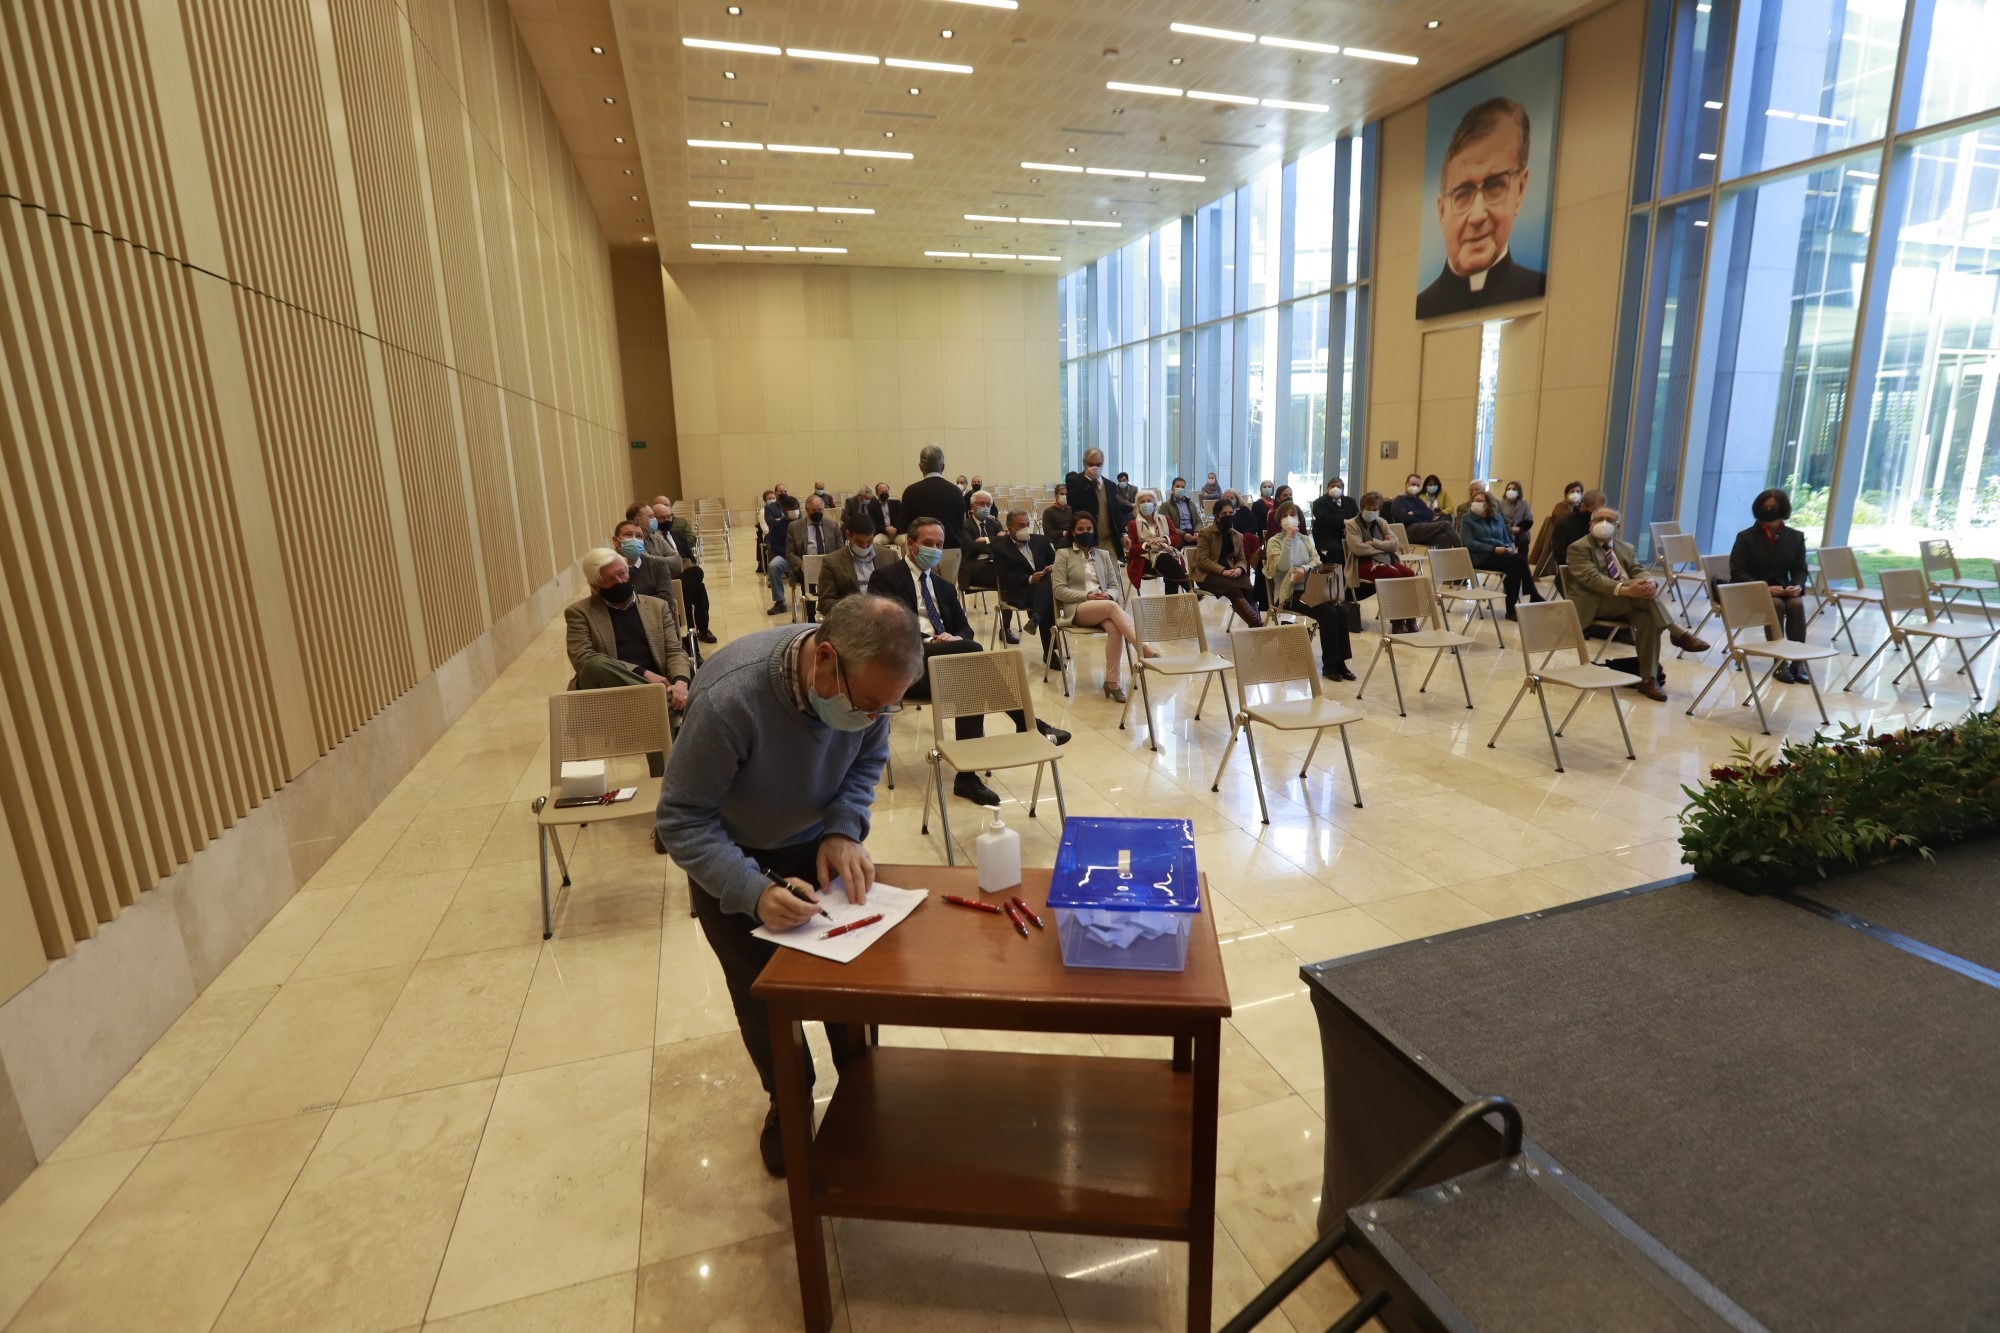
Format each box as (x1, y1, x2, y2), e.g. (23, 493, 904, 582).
(752, 865, 1232, 1332)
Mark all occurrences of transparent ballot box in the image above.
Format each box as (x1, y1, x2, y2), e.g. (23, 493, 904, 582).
(1046, 817, 1201, 972)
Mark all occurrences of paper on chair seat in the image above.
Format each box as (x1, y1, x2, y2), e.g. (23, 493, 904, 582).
(750, 878, 928, 964)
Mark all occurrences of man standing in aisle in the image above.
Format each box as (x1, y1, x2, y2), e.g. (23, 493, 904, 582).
(659, 595, 924, 1175)
(1065, 448, 1132, 561)
(901, 444, 968, 552)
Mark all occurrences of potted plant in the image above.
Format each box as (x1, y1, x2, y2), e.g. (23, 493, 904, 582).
(1680, 710, 2000, 894)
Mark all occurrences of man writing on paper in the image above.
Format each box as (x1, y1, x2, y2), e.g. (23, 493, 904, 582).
(657, 595, 924, 1178)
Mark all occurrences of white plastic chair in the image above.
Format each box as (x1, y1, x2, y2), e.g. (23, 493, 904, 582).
(920, 650, 1066, 864)
(1126, 594, 1235, 751)
(1212, 625, 1364, 819)
(530, 686, 672, 936)
(1844, 567, 1996, 708)
(1427, 545, 1508, 647)
(1920, 538, 1997, 627)
(1815, 547, 1883, 656)
(1487, 601, 1636, 773)
(1685, 582, 1840, 733)
(1354, 575, 1477, 715)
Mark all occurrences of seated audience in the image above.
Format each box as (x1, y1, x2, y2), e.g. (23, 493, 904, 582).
(961, 490, 1003, 596)
(871, 518, 1068, 805)
(1458, 491, 1544, 619)
(1042, 485, 1074, 549)
(1312, 477, 1357, 560)
(1495, 480, 1534, 547)
(784, 494, 838, 623)
(818, 510, 900, 613)
(1264, 502, 1354, 681)
(1345, 493, 1420, 634)
(1548, 487, 1604, 579)
(1114, 471, 1138, 507)
(651, 500, 714, 643)
(993, 508, 1059, 663)
(1385, 472, 1464, 549)
(1053, 512, 1145, 701)
(1566, 506, 1710, 701)
(1729, 488, 1812, 682)
(765, 495, 800, 615)
(1126, 489, 1190, 594)
(1198, 472, 1223, 503)
(565, 548, 691, 772)
(1530, 480, 1587, 576)
(1194, 497, 1265, 629)
(866, 482, 902, 542)
(614, 520, 679, 608)
(1164, 477, 1202, 537)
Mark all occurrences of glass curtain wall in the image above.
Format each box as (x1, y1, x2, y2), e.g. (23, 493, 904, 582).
(1057, 129, 1376, 495)
(1614, 0, 2000, 565)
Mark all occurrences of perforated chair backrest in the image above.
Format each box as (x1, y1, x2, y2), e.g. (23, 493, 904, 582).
(1374, 573, 1442, 627)
(1227, 624, 1319, 699)
(1879, 567, 1936, 621)
(547, 685, 671, 784)
(1427, 545, 1476, 585)
(802, 553, 824, 594)
(1132, 593, 1210, 654)
(1661, 532, 1700, 566)
(936, 547, 963, 585)
(927, 649, 1034, 740)
(1820, 546, 1865, 588)
(1514, 600, 1588, 668)
(1700, 554, 1732, 586)
(1920, 539, 1959, 580)
(1717, 581, 1780, 642)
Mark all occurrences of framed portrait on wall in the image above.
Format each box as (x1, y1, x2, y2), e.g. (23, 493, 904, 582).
(1416, 35, 1564, 320)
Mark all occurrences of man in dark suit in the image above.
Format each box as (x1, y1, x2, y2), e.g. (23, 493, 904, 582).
(1415, 98, 1548, 320)
(783, 494, 837, 622)
(871, 517, 1068, 806)
(961, 489, 1003, 603)
(865, 482, 903, 541)
(992, 508, 1059, 664)
(1065, 447, 1132, 561)
(900, 444, 968, 551)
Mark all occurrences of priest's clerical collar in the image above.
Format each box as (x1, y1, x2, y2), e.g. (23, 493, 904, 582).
(1450, 249, 1509, 292)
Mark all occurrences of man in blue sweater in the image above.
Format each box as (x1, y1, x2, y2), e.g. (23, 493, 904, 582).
(658, 594, 923, 1176)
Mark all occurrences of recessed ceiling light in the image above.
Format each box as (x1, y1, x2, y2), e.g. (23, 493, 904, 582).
(768, 143, 839, 154)
(1260, 35, 1342, 54)
(941, 29, 954, 39)
(603, 96, 616, 104)
(756, 202, 814, 211)
(1109, 210, 1119, 216)
(719, 158, 728, 164)
(884, 131, 895, 138)
(725, 70, 736, 79)
(694, 242, 741, 250)
(848, 194, 858, 199)
(590, 45, 605, 55)
(1197, 157, 1207, 164)
(909, 87, 921, 95)
(630, 194, 640, 200)
(1344, 47, 1420, 65)
(624, 168, 633, 174)
(641, 234, 652, 240)
(845, 147, 913, 158)
(726, 5, 742, 13)
(1329, 77, 1342, 85)
(1149, 171, 1206, 182)
(1171, 57, 1184, 65)
(1066, 147, 1077, 154)
(614, 136, 626, 143)
(1085, 166, 1144, 177)
(1171, 22, 1254, 42)
(799, 246, 848, 254)
(1425, 19, 1442, 29)
(721, 120, 732, 127)
(1188, 90, 1257, 105)
(688, 138, 763, 149)
(1029, 177, 1039, 183)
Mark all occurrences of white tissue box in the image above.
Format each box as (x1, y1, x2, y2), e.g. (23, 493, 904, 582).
(559, 760, 607, 799)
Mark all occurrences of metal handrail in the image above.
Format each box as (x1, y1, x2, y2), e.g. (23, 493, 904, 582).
(1219, 1095, 1523, 1333)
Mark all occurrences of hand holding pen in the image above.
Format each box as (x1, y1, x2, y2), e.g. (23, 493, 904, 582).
(758, 865, 831, 929)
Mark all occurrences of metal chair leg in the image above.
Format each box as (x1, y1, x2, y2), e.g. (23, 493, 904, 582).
(1242, 724, 1272, 824)
(537, 825, 553, 941)
(1193, 672, 1215, 720)
(1210, 719, 1243, 791)
(1534, 682, 1566, 772)
(1050, 759, 1068, 825)
(1487, 680, 1531, 749)
(1028, 762, 1043, 817)
(1607, 684, 1636, 759)
(1555, 688, 1588, 736)
(1958, 639, 1984, 701)
(920, 754, 937, 834)
(933, 755, 958, 865)
(1804, 667, 1831, 725)
(1299, 729, 1323, 778)
(1743, 659, 1773, 735)
(1844, 636, 1891, 692)
(1385, 645, 1408, 716)
(1419, 646, 1444, 694)
(1451, 646, 1473, 708)
(1338, 725, 1364, 807)
(1355, 638, 1388, 701)
(1133, 666, 1152, 747)
(1686, 654, 1731, 717)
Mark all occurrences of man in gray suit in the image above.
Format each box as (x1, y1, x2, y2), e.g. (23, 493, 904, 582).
(817, 510, 903, 613)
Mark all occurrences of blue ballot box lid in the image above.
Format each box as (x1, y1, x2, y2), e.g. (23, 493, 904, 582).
(1047, 817, 1201, 913)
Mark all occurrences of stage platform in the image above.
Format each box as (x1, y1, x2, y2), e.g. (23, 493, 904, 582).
(1303, 844, 2000, 1332)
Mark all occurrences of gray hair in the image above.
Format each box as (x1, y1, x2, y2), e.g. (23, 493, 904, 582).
(580, 547, 621, 583)
(918, 443, 945, 475)
(1007, 508, 1030, 527)
(971, 489, 992, 506)
(819, 594, 923, 683)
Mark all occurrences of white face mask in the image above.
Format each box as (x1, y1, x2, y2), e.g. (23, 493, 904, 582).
(1505, 489, 1520, 500)
(1568, 491, 1583, 504)
(1406, 484, 1421, 496)
(1281, 515, 1299, 531)
(1592, 521, 1617, 541)
(1329, 486, 1343, 498)
(1470, 502, 1488, 516)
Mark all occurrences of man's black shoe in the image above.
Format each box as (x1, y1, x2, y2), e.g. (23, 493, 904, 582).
(760, 1104, 787, 1178)
(953, 772, 1001, 806)
(696, 630, 718, 644)
(1037, 719, 1072, 746)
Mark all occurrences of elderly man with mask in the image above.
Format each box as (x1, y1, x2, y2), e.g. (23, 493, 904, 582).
(659, 595, 923, 1177)
(565, 547, 692, 780)
(1065, 446, 1132, 562)
(1565, 505, 1710, 701)
(784, 493, 838, 623)
(961, 488, 1003, 612)
(649, 500, 716, 644)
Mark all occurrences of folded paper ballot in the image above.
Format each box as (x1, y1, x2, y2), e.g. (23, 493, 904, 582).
(1068, 909, 1185, 949)
(751, 877, 928, 964)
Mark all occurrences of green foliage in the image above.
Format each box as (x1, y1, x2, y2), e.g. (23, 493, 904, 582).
(1679, 709, 2000, 889)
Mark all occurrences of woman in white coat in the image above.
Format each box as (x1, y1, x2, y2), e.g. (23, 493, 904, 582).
(1052, 511, 1141, 701)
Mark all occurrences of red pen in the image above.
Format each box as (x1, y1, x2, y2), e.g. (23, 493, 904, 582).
(821, 913, 884, 940)
(944, 894, 1002, 915)
(1010, 897, 1044, 930)
(1002, 901, 1029, 938)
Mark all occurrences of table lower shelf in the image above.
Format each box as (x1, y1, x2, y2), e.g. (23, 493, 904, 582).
(810, 1046, 1196, 1239)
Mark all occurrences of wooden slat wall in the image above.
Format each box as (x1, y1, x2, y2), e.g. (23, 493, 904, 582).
(0, 0, 627, 993)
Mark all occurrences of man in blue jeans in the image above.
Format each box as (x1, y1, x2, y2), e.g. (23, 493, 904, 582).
(764, 494, 800, 614)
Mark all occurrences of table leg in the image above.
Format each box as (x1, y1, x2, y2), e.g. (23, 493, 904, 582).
(1186, 1019, 1222, 1333)
(1172, 1034, 1192, 1072)
(769, 1010, 833, 1332)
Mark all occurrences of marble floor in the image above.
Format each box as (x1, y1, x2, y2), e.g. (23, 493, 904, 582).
(0, 552, 1986, 1332)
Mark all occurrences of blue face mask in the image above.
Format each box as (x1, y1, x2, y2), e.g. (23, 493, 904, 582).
(1139, 502, 1156, 517)
(647, 517, 660, 532)
(912, 545, 943, 571)
(974, 505, 989, 518)
(618, 538, 645, 561)
(1360, 510, 1378, 524)
(808, 652, 878, 731)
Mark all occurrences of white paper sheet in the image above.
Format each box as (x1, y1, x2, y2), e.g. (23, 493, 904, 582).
(750, 877, 928, 964)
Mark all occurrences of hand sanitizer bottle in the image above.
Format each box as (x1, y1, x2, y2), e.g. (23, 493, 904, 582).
(975, 807, 1021, 894)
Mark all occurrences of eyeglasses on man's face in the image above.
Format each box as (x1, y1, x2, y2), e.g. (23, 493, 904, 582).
(1444, 168, 1522, 213)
